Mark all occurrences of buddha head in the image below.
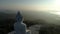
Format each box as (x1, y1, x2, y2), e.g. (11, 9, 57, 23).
(16, 11, 23, 22)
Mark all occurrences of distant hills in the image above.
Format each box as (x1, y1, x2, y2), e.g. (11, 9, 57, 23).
(0, 10, 60, 25)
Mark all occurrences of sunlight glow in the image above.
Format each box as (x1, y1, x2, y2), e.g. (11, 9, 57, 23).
(49, 0, 60, 11)
(50, 0, 60, 15)
(55, 0, 60, 5)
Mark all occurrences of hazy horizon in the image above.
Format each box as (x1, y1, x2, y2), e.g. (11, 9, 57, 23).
(0, 10, 60, 25)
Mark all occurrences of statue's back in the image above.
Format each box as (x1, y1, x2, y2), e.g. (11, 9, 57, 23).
(14, 22, 26, 34)
(14, 11, 27, 34)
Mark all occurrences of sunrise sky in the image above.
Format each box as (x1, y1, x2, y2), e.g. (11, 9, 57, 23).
(0, 0, 60, 11)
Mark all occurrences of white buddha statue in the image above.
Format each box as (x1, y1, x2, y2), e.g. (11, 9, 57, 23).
(8, 11, 30, 34)
(14, 11, 26, 34)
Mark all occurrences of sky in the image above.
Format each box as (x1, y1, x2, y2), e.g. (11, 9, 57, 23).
(0, 0, 60, 11)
